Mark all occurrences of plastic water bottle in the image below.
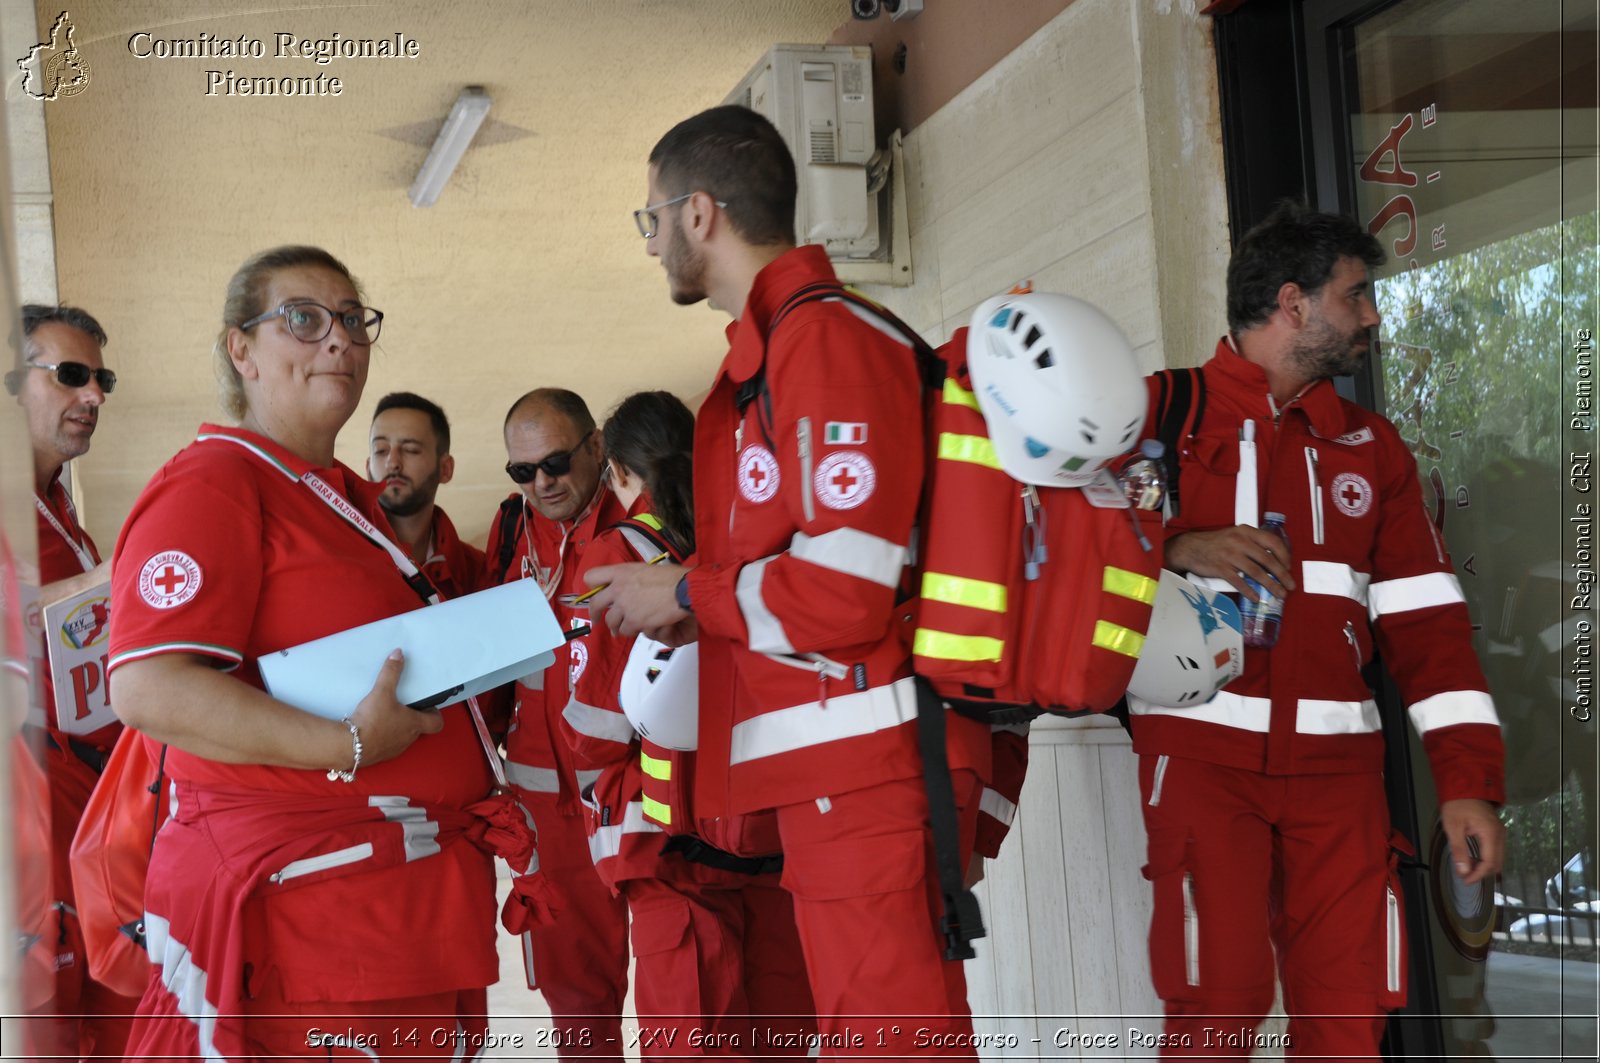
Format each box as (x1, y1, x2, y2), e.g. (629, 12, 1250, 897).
(1239, 512, 1288, 649)
(1119, 439, 1167, 512)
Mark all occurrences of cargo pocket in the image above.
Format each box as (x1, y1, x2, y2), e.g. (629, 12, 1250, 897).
(1379, 831, 1413, 1008)
(781, 829, 924, 901)
(630, 897, 699, 1014)
(1142, 831, 1200, 1003)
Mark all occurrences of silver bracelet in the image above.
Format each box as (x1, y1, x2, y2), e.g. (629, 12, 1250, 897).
(327, 716, 362, 783)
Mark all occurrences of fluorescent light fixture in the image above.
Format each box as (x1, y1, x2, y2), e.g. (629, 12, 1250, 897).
(409, 86, 492, 208)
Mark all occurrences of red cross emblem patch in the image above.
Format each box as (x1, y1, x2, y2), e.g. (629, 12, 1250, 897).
(1331, 472, 1374, 518)
(138, 550, 202, 610)
(813, 451, 877, 510)
(737, 445, 781, 504)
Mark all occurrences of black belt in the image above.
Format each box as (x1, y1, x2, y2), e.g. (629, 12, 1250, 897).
(41, 729, 111, 775)
(661, 834, 783, 876)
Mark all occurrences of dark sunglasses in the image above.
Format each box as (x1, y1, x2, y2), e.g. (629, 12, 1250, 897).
(506, 433, 592, 484)
(14, 360, 117, 394)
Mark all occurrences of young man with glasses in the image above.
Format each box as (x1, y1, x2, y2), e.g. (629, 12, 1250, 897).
(7, 303, 140, 1057)
(588, 105, 991, 1058)
(366, 391, 483, 600)
(484, 388, 631, 1061)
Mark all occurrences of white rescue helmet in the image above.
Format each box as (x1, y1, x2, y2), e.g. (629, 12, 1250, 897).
(966, 293, 1147, 486)
(1126, 570, 1244, 708)
(618, 639, 700, 751)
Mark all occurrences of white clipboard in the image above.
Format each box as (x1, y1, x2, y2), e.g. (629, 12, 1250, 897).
(258, 580, 563, 720)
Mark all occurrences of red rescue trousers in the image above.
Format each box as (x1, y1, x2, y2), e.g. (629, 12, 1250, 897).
(774, 769, 981, 1059)
(521, 800, 630, 1060)
(625, 862, 815, 1060)
(1138, 755, 1406, 1059)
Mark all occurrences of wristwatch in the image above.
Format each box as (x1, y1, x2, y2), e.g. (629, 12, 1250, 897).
(674, 573, 693, 614)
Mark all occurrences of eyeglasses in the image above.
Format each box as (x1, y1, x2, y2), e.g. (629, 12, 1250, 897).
(633, 192, 727, 239)
(506, 433, 593, 484)
(26, 360, 117, 394)
(240, 301, 384, 345)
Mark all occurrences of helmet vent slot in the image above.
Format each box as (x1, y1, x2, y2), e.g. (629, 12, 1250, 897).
(1024, 325, 1042, 349)
(1034, 350, 1054, 369)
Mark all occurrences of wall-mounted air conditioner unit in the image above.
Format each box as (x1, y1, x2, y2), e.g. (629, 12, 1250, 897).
(726, 44, 912, 286)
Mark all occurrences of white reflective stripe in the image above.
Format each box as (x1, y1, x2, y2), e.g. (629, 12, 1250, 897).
(1235, 423, 1258, 528)
(1133, 692, 1389, 736)
(586, 800, 664, 865)
(369, 796, 442, 861)
(519, 671, 545, 691)
(143, 911, 224, 1062)
(506, 761, 560, 794)
(790, 528, 908, 588)
(563, 697, 637, 744)
(271, 842, 374, 883)
(730, 676, 920, 765)
(1296, 699, 1381, 735)
(1368, 571, 1466, 620)
(836, 298, 915, 347)
(575, 768, 603, 793)
(978, 786, 1017, 827)
(1407, 689, 1500, 734)
(1301, 560, 1372, 605)
(1130, 690, 1270, 732)
(736, 556, 795, 654)
(1149, 754, 1170, 807)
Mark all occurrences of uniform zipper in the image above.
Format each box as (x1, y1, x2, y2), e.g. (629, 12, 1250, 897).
(1385, 884, 1401, 992)
(1344, 621, 1362, 671)
(1305, 446, 1325, 545)
(798, 417, 815, 523)
(270, 842, 374, 884)
(1183, 871, 1200, 986)
(1149, 754, 1169, 807)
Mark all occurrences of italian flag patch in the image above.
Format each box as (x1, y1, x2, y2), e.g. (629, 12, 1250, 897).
(825, 422, 868, 445)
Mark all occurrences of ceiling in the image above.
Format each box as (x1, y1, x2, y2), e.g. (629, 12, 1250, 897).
(26, 0, 857, 544)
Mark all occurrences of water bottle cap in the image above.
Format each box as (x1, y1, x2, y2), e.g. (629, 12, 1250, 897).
(1139, 438, 1165, 459)
(1265, 511, 1287, 524)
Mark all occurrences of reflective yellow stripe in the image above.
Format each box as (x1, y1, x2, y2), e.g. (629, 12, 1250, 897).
(640, 750, 672, 781)
(1093, 620, 1145, 658)
(913, 627, 1005, 663)
(1103, 566, 1158, 604)
(943, 378, 981, 412)
(641, 794, 672, 826)
(938, 432, 1001, 470)
(920, 572, 1007, 613)
(634, 513, 664, 531)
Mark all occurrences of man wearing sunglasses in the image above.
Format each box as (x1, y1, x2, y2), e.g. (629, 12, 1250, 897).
(7, 303, 140, 1056)
(484, 387, 631, 1061)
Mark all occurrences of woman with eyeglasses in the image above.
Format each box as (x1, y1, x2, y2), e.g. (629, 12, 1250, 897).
(559, 390, 816, 1058)
(106, 246, 510, 1059)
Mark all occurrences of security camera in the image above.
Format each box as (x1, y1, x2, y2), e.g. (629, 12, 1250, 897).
(851, 0, 881, 19)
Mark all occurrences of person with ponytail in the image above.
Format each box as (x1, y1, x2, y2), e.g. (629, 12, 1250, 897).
(561, 390, 815, 1058)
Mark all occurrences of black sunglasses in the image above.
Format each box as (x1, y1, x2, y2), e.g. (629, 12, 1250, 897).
(14, 360, 117, 394)
(506, 433, 592, 484)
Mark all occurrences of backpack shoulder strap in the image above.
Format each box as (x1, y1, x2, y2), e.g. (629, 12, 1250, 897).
(489, 496, 524, 586)
(607, 515, 681, 564)
(1149, 366, 1206, 519)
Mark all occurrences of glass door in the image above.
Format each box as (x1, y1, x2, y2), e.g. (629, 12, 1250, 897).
(1318, 1, 1598, 1058)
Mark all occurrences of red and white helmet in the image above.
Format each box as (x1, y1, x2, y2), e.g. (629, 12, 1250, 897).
(966, 293, 1147, 486)
(1126, 570, 1244, 708)
(618, 639, 699, 751)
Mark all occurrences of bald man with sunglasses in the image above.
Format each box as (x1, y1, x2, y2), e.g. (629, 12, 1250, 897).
(6, 303, 140, 1058)
(484, 387, 632, 1061)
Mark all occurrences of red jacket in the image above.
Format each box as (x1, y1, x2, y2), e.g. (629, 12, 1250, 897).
(1129, 338, 1505, 804)
(483, 485, 626, 813)
(421, 505, 485, 602)
(684, 245, 987, 816)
